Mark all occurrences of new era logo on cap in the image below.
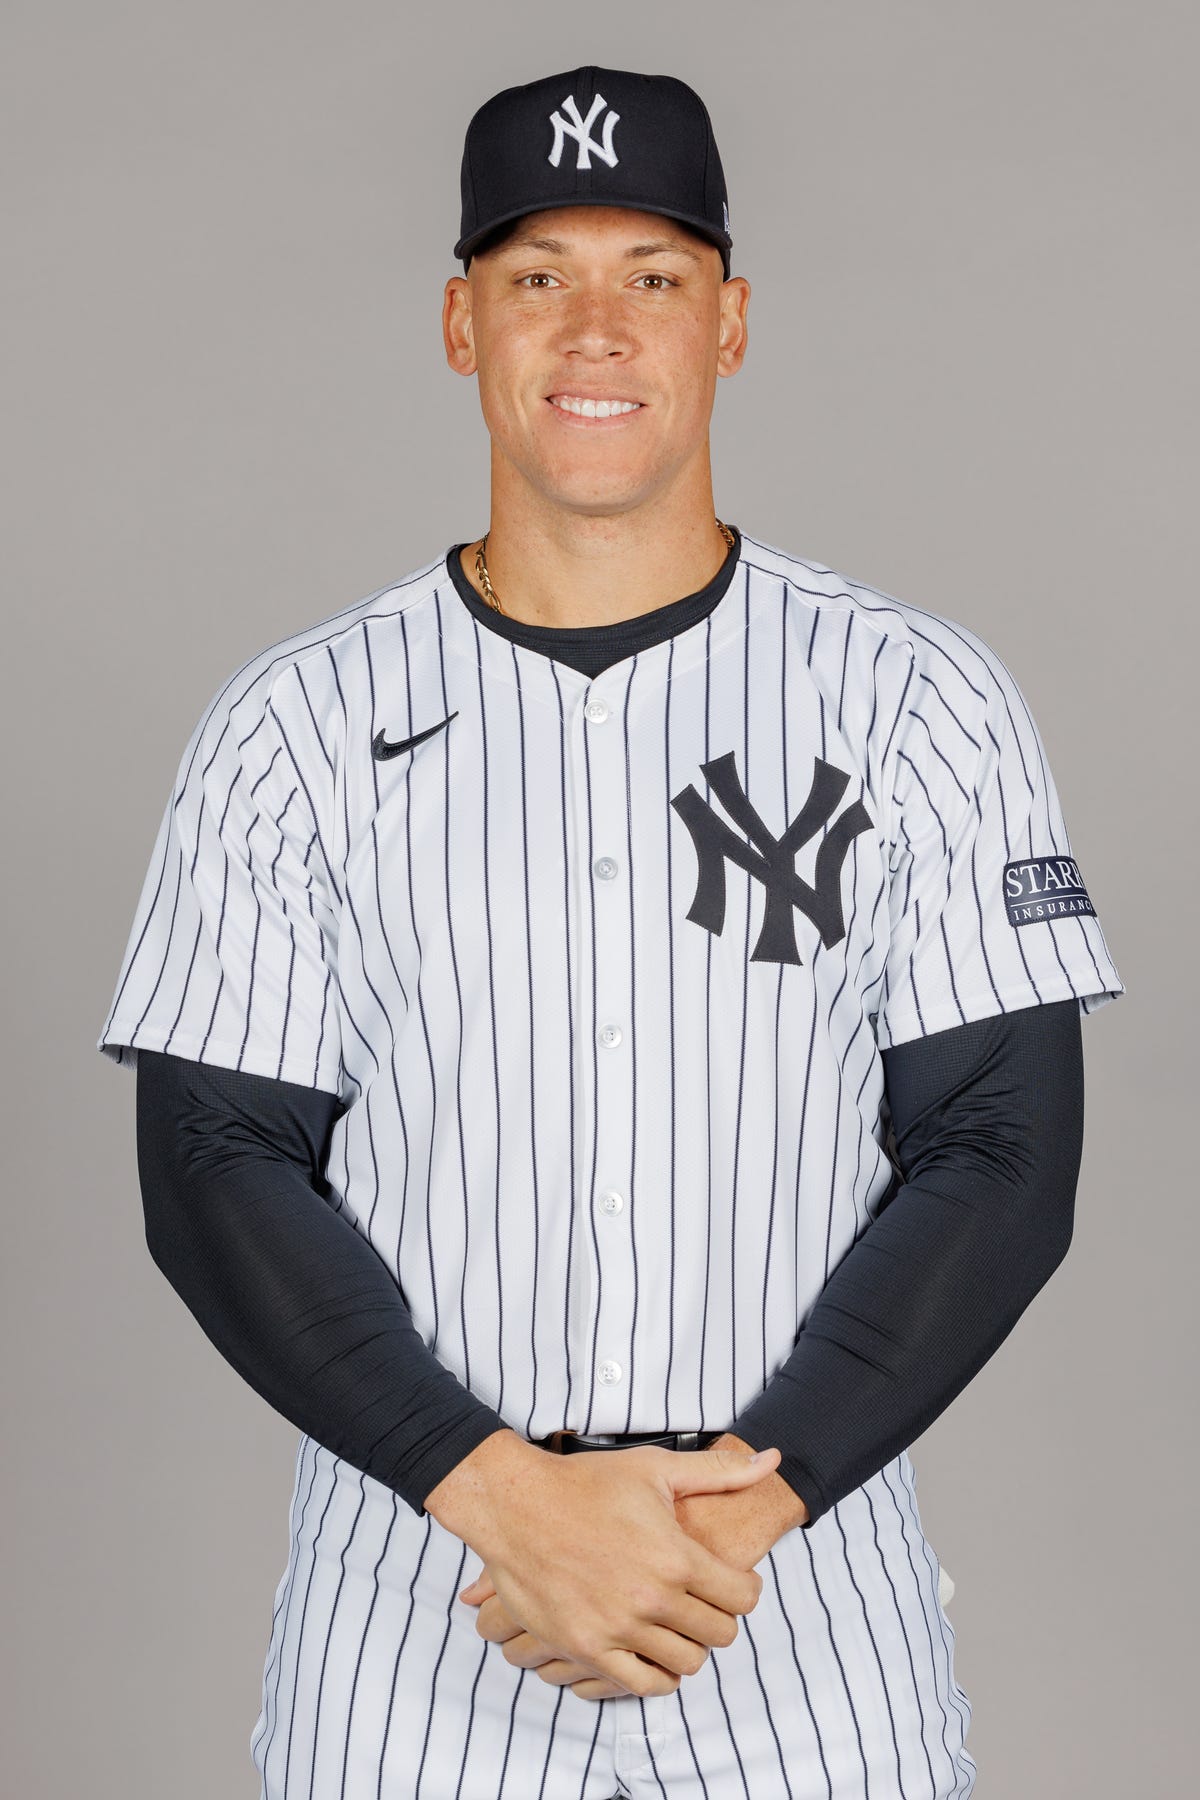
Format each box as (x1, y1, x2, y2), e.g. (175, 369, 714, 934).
(454, 65, 734, 279)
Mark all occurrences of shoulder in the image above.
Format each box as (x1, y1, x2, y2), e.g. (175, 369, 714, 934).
(738, 530, 1031, 729)
(169, 553, 451, 785)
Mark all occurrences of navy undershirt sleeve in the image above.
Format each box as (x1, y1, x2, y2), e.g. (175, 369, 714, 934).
(134, 1051, 511, 1516)
(729, 995, 1085, 1526)
(133, 995, 1083, 1529)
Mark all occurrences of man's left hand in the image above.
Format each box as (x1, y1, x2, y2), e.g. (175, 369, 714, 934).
(456, 1433, 809, 1700)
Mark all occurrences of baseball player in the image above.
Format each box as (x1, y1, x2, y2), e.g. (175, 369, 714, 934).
(99, 65, 1124, 1799)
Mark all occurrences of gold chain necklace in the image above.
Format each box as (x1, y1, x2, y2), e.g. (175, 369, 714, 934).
(473, 519, 736, 616)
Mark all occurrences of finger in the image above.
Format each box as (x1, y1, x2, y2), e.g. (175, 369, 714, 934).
(665, 1443, 781, 1501)
(473, 1595, 526, 1644)
(650, 1590, 741, 1652)
(502, 1631, 567, 1672)
(568, 1674, 630, 1700)
(459, 1572, 497, 1605)
(685, 1542, 766, 1619)
(623, 1621, 710, 1680)
(534, 1658, 624, 1692)
(597, 1647, 682, 1698)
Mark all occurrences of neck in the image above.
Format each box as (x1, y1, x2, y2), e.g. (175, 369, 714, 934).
(463, 463, 733, 628)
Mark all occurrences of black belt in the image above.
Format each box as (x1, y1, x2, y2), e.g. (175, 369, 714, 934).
(535, 1428, 722, 1454)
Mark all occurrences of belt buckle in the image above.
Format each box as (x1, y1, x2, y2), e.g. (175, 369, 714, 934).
(544, 1429, 623, 1453)
(542, 1428, 711, 1454)
(552, 1429, 614, 1453)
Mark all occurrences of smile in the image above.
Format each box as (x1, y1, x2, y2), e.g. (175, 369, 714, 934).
(548, 395, 642, 418)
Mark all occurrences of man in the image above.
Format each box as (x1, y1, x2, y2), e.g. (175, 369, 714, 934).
(99, 65, 1124, 1799)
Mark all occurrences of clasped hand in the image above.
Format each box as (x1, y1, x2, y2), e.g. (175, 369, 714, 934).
(457, 1436, 798, 1701)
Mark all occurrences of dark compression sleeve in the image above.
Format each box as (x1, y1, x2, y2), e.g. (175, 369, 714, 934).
(134, 1050, 511, 1515)
(729, 996, 1085, 1528)
(136, 998, 1083, 1532)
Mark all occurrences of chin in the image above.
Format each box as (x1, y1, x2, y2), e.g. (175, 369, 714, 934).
(531, 456, 670, 517)
(538, 482, 656, 518)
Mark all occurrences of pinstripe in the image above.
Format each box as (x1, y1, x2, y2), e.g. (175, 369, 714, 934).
(764, 1551, 832, 1795)
(339, 1481, 402, 1796)
(662, 637, 679, 1422)
(699, 613, 715, 1424)
(550, 659, 579, 1426)
(733, 1609, 795, 1798)
(301, 830, 336, 1096)
(906, 711, 973, 810)
(510, 636, 543, 1437)
(581, 681, 604, 1437)
(360, 628, 414, 1256)
(879, 1462, 960, 1789)
(622, 656, 641, 1432)
(433, 600, 473, 1388)
(414, 1539, 469, 1794)
(129, 845, 186, 1049)
(476, 622, 508, 1417)
(895, 1460, 976, 1796)
(761, 590, 789, 1391)
(710, 1653, 751, 1795)
(730, 571, 753, 1411)
(236, 800, 265, 1064)
(377, 1515, 437, 1797)
(268, 702, 344, 907)
(865, 1483, 937, 1795)
(802, 1535, 871, 1789)
(305, 1474, 369, 1800)
(673, 1690, 712, 1796)
(99, 538, 1122, 1797)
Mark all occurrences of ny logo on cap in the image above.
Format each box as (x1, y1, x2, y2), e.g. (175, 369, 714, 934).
(548, 93, 621, 171)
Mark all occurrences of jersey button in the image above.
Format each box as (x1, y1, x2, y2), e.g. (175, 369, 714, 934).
(597, 1023, 623, 1049)
(597, 1359, 623, 1385)
(593, 856, 618, 881)
(585, 699, 610, 724)
(598, 1190, 624, 1215)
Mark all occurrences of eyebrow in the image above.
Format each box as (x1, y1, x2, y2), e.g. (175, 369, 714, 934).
(500, 233, 704, 265)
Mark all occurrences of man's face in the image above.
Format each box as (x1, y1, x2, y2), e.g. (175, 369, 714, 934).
(442, 205, 750, 519)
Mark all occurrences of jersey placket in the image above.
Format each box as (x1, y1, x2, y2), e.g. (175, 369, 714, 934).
(576, 675, 639, 1432)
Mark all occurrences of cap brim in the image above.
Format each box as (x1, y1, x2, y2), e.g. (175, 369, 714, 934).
(454, 196, 732, 272)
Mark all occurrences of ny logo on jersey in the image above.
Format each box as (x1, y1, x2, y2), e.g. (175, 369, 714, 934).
(670, 751, 872, 965)
(547, 93, 621, 171)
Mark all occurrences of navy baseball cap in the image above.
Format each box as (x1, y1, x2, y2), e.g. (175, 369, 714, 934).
(455, 66, 733, 279)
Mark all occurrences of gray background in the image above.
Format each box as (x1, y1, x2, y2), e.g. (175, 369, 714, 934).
(3, 1, 1193, 1793)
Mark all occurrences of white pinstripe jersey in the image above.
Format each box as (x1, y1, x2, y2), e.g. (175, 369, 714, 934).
(97, 532, 1123, 1779)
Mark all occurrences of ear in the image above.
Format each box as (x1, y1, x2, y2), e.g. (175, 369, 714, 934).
(716, 275, 751, 378)
(443, 276, 477, 376)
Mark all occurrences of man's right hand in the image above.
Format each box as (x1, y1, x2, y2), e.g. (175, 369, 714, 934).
(424, 1431, 781, 1697)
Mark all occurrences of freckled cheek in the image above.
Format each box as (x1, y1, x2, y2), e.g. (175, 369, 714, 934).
(476, 334, 552, 426)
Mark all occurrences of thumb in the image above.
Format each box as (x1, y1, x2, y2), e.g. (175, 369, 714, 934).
(665, 1442, 781, 1499)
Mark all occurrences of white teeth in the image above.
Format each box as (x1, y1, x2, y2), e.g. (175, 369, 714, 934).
(551, 396, 640, 416)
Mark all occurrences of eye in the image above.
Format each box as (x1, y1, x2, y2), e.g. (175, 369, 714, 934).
(632, 273, 678, 291)
(518, 271, 560, 288)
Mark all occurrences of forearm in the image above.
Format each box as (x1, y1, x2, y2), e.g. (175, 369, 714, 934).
(135, 1051, 510, 1515)
(729, 999, 1084, 1529)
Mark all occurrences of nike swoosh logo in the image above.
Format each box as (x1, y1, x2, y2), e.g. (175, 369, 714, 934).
(372, 710, 458, 760)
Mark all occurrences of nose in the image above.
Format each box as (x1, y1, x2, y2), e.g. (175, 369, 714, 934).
(554, 286, 635, 361)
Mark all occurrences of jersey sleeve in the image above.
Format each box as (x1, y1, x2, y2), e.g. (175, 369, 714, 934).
(97, 671, 344, 1094)
(873, 627, 1125, 1051)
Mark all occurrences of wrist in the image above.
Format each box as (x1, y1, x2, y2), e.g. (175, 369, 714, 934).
(710, 1432, 810, 1534)
(423, 1427, 543, 1553)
